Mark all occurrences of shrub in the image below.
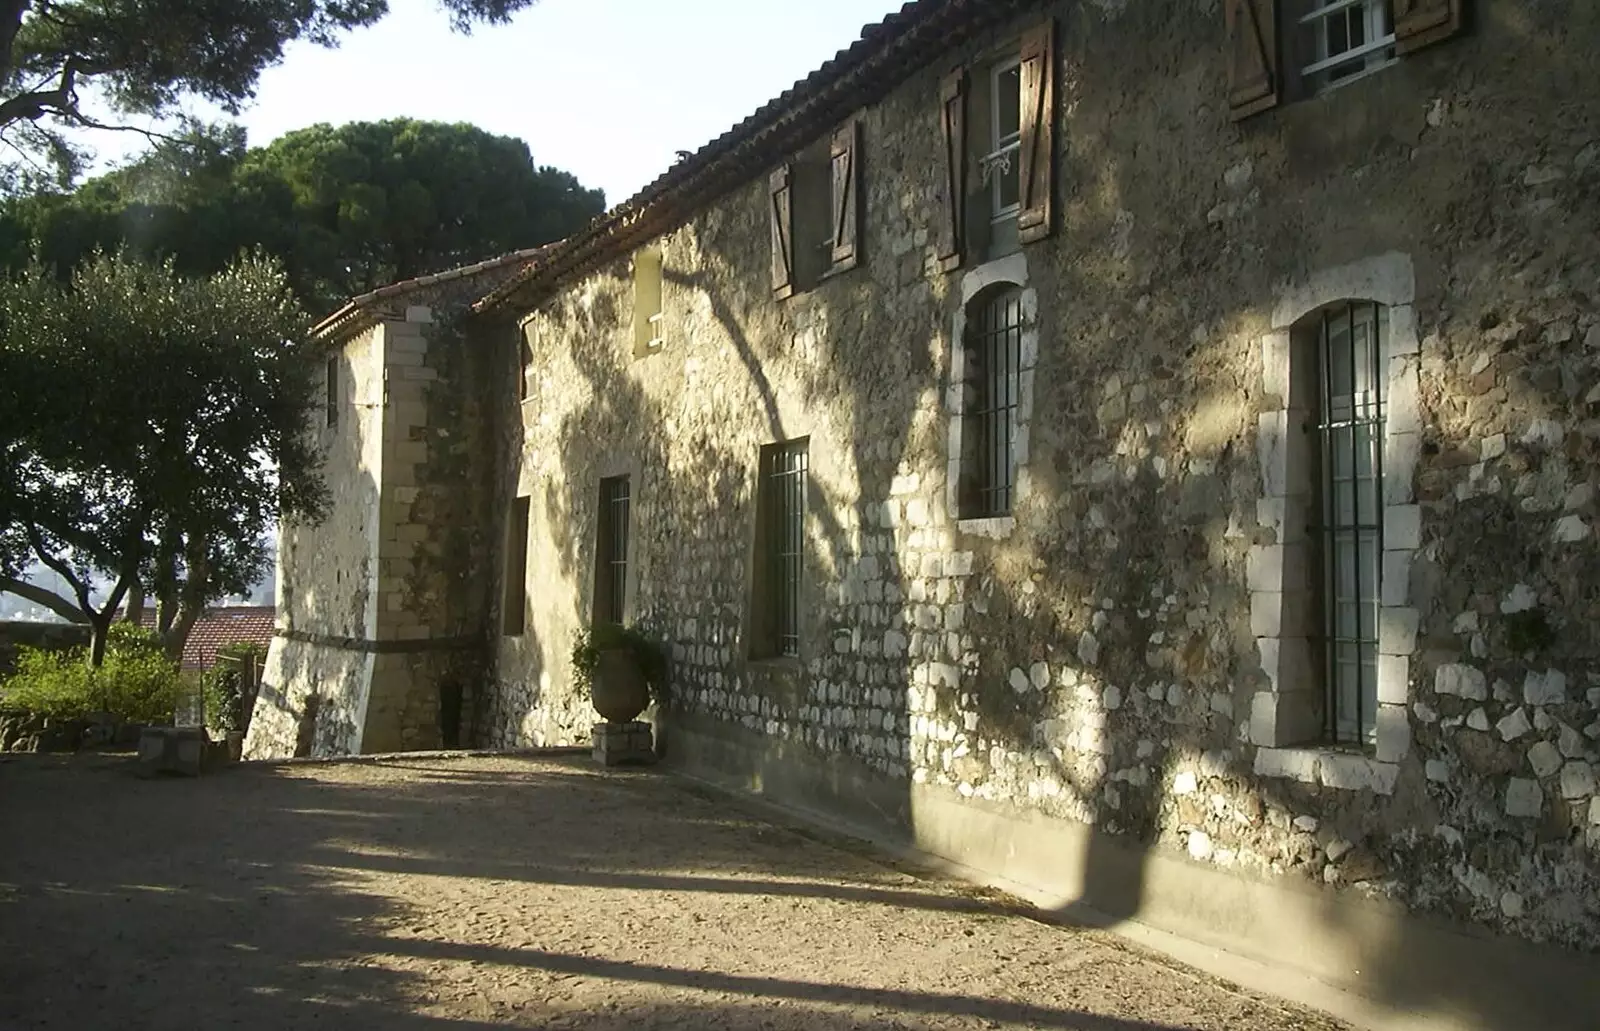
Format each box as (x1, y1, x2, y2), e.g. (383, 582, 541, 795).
(0, 630, 182, 724)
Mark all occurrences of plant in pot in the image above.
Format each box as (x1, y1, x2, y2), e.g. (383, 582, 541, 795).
(571, 623, 668, 724)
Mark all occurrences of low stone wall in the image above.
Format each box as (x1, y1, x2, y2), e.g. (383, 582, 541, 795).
(0, 621, 89, 679)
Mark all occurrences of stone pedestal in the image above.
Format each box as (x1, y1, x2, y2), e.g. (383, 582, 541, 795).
(137, 726, 208, 777)
(591, 721, 655, 766)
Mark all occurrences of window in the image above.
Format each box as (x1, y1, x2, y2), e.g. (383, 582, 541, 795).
(959, 287, 1023, 518)
(983, 58, 1023, 228)
(632, 246, 664, 356)
(1298, 0, 1395, 92)
(751, 439, 808, 658)
(594, 476, 631, 626)
(503, 495, 530, 636)
(325, 356, 339, 427)
(1310, 302, 1387, 744)
(1226, 0, 1465, 121)
(935, 20, 1054, 271)
(518, 340, 531, 403)
(769, 119, 862, 298)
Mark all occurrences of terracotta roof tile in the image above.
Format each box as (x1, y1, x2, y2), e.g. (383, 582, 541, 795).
(140, 606, 275, 671)
(474, 0, 1035, 315)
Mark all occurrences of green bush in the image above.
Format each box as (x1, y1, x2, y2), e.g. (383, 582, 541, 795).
(0, 630, 183, 724)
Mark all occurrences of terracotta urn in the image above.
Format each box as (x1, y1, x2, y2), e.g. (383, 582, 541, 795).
(590, 648, 649, 723)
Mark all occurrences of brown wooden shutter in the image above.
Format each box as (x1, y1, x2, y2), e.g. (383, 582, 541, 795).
(1225, 0, 1279, 121)
(936, 68, 966, 274)
(1394, 0, 1464, 54)
(770, 165, 794, 300)
(1017, 19, 1055, 244)
(829, 119, 862, 271)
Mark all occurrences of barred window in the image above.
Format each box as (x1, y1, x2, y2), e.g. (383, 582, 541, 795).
(752, 439, 808, 659)
(325, 356, 339, 427)
(503, 496, 530, 637)
(960, 287, 1023, 518)
(1299, 0, 1395, 93)
(1312, 301, 1387, 744)
(594, 476, 631, 626)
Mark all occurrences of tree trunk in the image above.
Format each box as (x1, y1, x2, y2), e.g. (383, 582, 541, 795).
(161, 537, 210, 664)
(122, 580, 145, 625)
(88, 613, 111, 668)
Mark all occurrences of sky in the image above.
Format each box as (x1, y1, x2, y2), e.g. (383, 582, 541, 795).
(92, 0, 907, 209)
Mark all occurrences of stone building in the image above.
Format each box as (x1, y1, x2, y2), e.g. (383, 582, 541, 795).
(251, 0, 1600, 1024)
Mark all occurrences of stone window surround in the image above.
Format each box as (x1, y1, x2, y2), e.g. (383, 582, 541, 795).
(1249, 252, 1421, 796)
(946, 251, 1038, 540)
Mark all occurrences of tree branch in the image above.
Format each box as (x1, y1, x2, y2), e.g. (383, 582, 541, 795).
(22, 520, 92, 615)
(0, 57, 80, 132)
(0, 574, 90, 623)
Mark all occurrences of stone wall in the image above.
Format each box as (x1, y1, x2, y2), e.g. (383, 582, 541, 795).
(250, 294, 511, 758)
(485, 0, 1599, 979)
(0, 621, 90, 679)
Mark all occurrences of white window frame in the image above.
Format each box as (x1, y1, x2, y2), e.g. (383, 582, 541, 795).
(1300, 0, 1396, 91)
(980, 57, 1022, 225)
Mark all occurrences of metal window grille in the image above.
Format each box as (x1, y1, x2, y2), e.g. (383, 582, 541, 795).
(969, 289, 1023, 517)
(1314, 301, 1387, 745)
(325, 356, 338, 427)
(763, 441, 808, 658)
(981, 58, 1022, 224)
(597, 476, 631, 625)
(1301, 0, 1395, 91)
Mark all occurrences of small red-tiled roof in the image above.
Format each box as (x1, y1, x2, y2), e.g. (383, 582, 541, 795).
(140, 606, 275, 671)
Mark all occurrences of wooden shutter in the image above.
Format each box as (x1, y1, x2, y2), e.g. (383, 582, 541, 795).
(770, 165, 794, 300)
(1017, 19, 1055, 244)
(1394, 0, 1464, 54)
(829, 119, 861, 271)
(936, 68, 966, 274)
(1225, 0, 1278, 121)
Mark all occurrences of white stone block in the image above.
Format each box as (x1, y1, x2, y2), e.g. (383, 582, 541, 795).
(1528, 741, 1564, 778)
(1523, 669, 1568, 706)
(1320, 754, 1399, 794)
(1375, 705, 1411, 762)
(1385, 432, 1420, 505)
(1467, 708, 1490, 732)
(1258, 411, 1291, 498)
(1293, 815, 1318, 832)
(1590, 797, 1600, 826)
(1078, 631, 1099, 666)
(1379, 607, 1420, 656)
(1380, 550, 1413, 607)
(1435, 663, 1487, 700)
(1387, 356, 1422, 434)
(1253, 745, 1319, 783)
(1505, 778, 1544, 818)
(1250, 591, 1282, 637)
(1552, 515, 1590, 543)
(1377, 654, 1410, 705)
(1008, 667, 1029, 693)
(1102, 684, 1122, 710)
(1559, 761, 1596, 799)
(1187, 830, 1214, 861)
(1497, 707, 1532, 742)
(1172, 771, 1198, 795)
(1425, 759, 1450, 782)
(1384, 505, 1422, 550)
(1029, 662, 1049, 691)
(1500, 584, 1537, 614)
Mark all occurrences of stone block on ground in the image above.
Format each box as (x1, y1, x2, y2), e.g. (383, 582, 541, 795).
(137, 726, 209, 777)
(591, 721, 655, 767)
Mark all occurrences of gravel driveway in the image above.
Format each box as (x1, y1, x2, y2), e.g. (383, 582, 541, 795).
(0, 752, 1349, 1030)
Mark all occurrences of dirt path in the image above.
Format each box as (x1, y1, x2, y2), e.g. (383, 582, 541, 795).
(0, 753, 1349, 1030)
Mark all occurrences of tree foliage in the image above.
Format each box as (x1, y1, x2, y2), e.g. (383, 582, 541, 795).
(0, 118, 604, 314)
(0, 0, 541, 189)
(0, 248, 323, 664)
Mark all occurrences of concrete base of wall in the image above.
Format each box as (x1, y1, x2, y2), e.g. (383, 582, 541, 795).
(665, 711, 1597, 1031)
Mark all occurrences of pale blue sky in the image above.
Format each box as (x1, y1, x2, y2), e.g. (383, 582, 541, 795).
(97, 0, 905, 208)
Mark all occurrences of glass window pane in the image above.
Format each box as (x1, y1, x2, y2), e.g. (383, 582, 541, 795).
(996, 65, 1021, 140)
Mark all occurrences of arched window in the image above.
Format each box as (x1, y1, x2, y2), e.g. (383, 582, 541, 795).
(959, 286, 1024, 518)
(1301, 300, 1388, 744)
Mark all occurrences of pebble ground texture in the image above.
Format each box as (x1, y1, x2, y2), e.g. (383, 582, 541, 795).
(0, 752, 1352, 1030)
